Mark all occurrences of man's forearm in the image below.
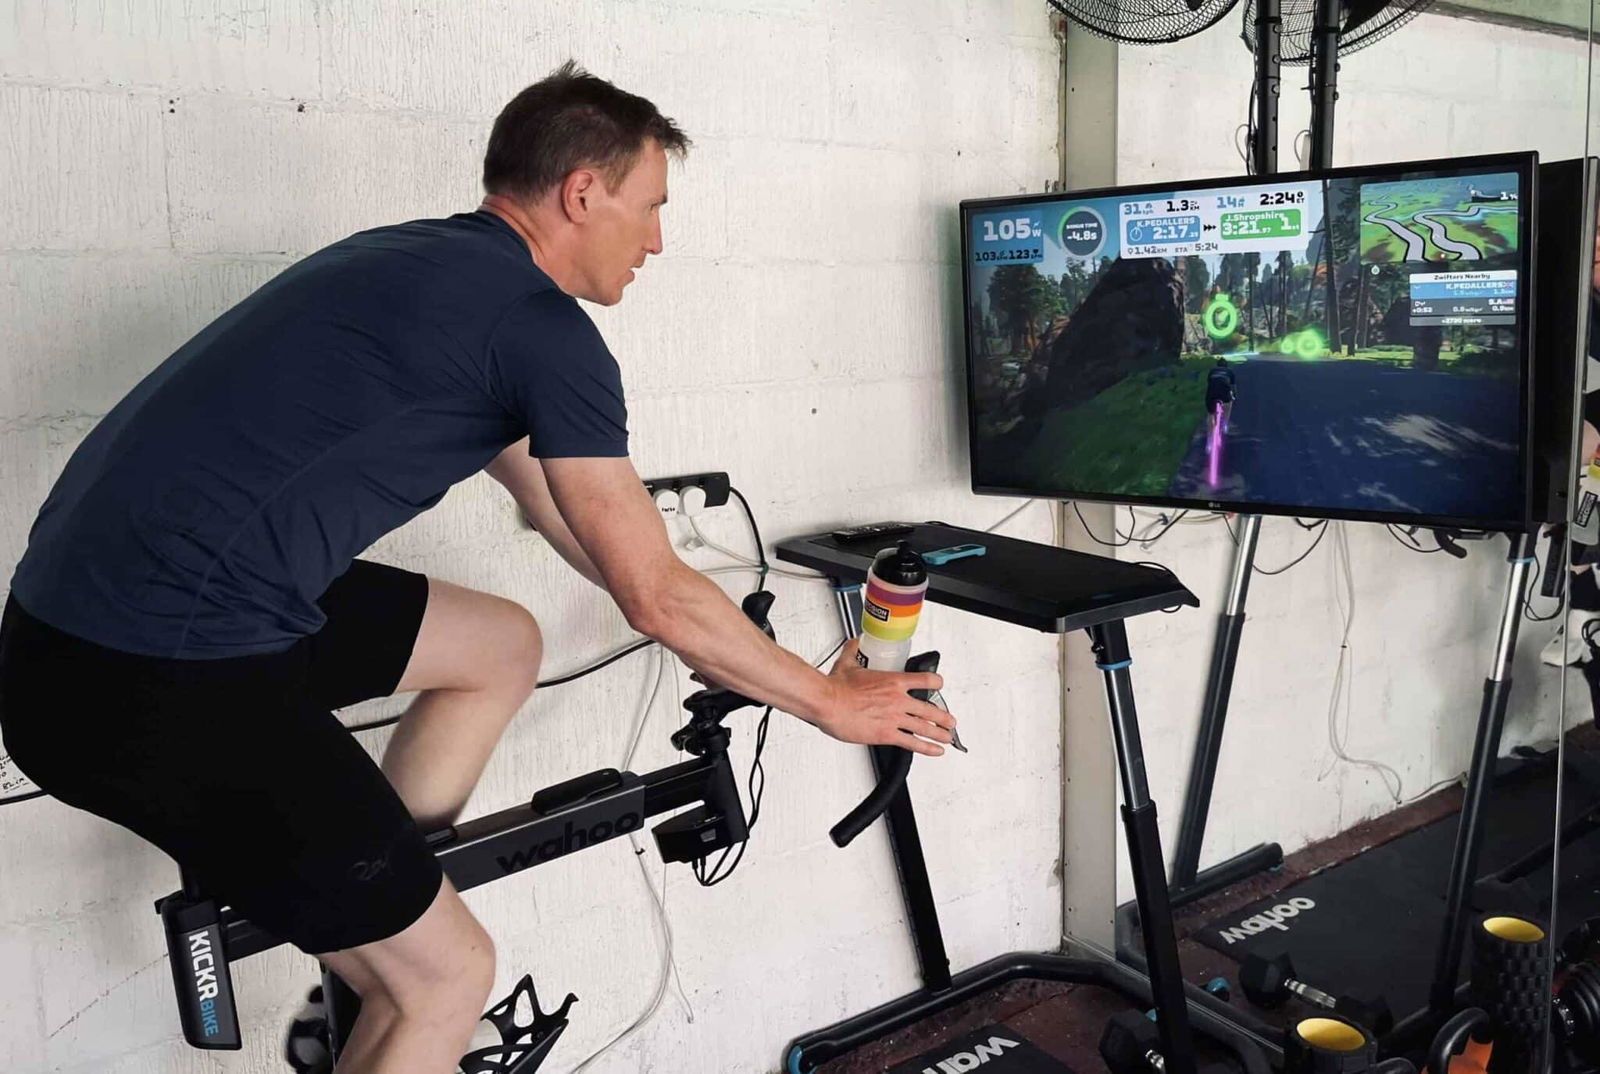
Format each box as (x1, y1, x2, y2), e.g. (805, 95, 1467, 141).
(516, 495, 609, 589)
(633, 565, 838, 726)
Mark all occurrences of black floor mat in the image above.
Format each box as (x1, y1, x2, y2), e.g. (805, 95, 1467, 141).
(886, 1026, 1075, 1074)
(1192, 753, 1600, 1022)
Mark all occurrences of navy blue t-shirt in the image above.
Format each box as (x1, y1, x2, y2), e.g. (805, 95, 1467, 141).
(10, 211, 628, 659)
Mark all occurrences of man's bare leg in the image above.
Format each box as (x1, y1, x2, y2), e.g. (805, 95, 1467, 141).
(382, 578, 543, 830)
(317, 578, 541, 1072)
(319, 879, 495, 1074)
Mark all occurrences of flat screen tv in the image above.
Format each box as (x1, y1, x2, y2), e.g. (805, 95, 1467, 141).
(961, 152, 1538, 530)
(1529, 157, 1597, 526)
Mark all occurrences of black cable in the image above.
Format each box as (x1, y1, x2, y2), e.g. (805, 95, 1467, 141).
(539, 639, 656, 687)
(728, 486, 768, 593)
(1132, 560, 1188, 613)
(812, 637, 847, 670)
(1133, 510, 1190, 545)
(1072, 502, 1132, 547)
(342, 638, 658, 733)
(696, 704, 772, 887)
(1523, 555, 1562, 623)
(696, 635, 849, 886)
(1386, 524, 1445, 554)
(1254, 520, 1328, 575)
(0, 788, 46, 807)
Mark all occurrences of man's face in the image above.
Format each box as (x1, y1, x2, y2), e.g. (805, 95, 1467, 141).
(575, 139, 668, 306)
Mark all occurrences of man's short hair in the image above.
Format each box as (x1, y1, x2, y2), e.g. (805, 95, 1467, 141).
(483, 61, 690, 202)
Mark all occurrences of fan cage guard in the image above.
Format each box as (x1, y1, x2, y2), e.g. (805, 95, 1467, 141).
(1241, 0, 1437, 63)
(1046, 0, 1242, 45)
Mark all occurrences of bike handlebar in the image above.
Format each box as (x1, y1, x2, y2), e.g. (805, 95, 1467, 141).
(675, 591, 942, 851)
(829, 651, 941, 848)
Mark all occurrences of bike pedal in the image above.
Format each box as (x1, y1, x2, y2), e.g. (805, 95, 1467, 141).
(458, 975, 577, 1074)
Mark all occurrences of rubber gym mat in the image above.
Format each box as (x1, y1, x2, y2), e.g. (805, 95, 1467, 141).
(1190, 754, 1600, 1019)
(1192, 831, 1447, 1018)
(885, 1026, 1074, 1074)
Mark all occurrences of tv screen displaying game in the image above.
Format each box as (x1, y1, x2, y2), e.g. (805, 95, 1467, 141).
(961, 153, 1537, 530)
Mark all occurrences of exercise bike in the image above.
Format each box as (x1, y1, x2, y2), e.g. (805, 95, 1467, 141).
(155, 590, 936, 1072)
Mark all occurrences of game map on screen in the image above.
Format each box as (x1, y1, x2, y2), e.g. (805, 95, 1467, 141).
(965, 162, 1528, 525)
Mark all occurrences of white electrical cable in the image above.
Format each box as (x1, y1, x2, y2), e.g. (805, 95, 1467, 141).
(558, 528, 857, 1070)
(571, 649, 688, 1072)
(685, 514, 830, 581)
(1322, 523, 1404, 803)
(1294, 129, 1312, 171)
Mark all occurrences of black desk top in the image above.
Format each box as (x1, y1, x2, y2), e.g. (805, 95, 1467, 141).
(775, 522, 1199, 634)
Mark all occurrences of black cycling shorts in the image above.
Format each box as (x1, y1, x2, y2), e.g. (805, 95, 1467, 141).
(0, 559, 442, 955)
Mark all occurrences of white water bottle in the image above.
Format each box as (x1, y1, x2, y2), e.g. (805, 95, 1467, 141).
(857, 543, 928, 672)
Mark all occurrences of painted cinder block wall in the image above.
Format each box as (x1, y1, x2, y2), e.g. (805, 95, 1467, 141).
(0, 3, 1063, 1072)
(1105, 12, 1596, 901)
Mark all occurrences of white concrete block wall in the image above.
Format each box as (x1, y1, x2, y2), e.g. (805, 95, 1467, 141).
(0, 3, 1063, 1073)
(1108, 12, 1596, 901)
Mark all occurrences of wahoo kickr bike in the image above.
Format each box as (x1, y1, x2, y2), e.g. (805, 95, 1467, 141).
(155, 590, 938, 1073)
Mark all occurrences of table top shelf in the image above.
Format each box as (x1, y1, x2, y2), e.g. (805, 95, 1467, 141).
(775, 522, 1198, 635)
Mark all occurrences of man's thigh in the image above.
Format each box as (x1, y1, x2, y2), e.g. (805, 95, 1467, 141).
(307, 558, 539, 703)
(391, 577, 541, 696)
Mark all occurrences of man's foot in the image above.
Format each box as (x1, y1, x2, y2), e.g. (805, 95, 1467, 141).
(284, 985, 331, 1074)
(1542, 609, 1600, 667)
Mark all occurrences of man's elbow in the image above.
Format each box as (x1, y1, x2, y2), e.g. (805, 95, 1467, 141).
(614, 578, 677, 640)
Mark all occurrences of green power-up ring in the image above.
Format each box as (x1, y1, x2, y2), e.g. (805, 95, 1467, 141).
(1203, 295, 1239, 340)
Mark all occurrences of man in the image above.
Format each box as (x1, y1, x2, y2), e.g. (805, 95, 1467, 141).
(0, 62, 956, 1074)
(1205, 355, 1237, 434)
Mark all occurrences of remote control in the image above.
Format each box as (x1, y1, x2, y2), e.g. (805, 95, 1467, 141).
(830, 522, 915, 543)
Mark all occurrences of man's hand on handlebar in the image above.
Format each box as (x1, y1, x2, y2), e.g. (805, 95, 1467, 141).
(817, 640, 956, 756)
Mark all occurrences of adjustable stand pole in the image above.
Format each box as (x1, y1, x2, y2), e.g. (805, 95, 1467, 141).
(1171, 516, 1283, 901)
(1308, 0, 1341, 170)
(1093, 619, 1197, 1074)
(1251, 0, 1281, 176)
(1428, 532, 1538, 1016)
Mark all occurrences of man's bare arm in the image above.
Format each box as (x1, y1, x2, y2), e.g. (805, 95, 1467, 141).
(485, 440, 607, 589)
(540, 455, 957, 754)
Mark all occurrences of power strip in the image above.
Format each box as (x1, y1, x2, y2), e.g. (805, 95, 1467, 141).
(641, 471, 730, 510)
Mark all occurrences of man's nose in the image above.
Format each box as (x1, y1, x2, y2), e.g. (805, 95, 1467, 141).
(646, 217, 663, 256)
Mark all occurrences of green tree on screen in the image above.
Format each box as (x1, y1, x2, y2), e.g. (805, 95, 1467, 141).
(1183, 257, 1211, 314)
(988, 264, 1060, 355)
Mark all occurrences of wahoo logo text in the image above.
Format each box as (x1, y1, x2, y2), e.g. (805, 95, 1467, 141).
(1216, 897, 1316, 945)
(495, 812, 644, 874)
(917, 1034, 1022, 1073)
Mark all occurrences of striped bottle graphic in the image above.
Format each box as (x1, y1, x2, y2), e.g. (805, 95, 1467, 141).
(857, 542, 928, 672)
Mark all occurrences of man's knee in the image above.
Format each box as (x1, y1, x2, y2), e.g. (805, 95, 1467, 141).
(330, 890, 496, 1022)
(488, 598, 542, 698)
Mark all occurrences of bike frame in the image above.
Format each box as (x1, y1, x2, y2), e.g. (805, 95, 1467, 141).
(158, 746, 749, 1051)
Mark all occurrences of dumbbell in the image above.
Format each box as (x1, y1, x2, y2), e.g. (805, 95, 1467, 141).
(1100, 1010, 1165, 1073)
(1241, 953, 1394, 1036)
(1099, 1010, 1259, 1074)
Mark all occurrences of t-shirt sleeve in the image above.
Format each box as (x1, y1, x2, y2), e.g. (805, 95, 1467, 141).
(485, 289, 629, 458)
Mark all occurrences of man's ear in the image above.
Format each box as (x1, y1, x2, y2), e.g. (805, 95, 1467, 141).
(560, 169, 597, 222)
